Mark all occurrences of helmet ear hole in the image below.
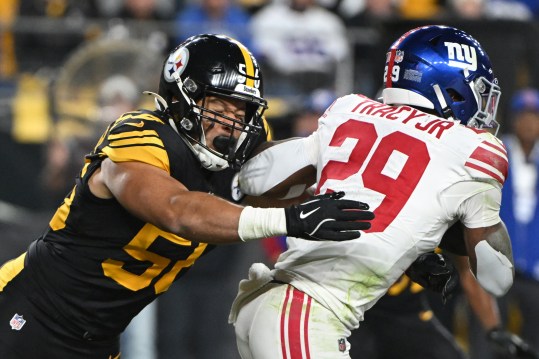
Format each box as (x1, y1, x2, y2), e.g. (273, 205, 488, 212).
(446, 88, 464, 102)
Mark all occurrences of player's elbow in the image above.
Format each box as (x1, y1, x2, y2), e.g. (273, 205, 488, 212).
(147, 198, 190, 235)
(154, 210, 184, 235)
(477, 270, 513, 297)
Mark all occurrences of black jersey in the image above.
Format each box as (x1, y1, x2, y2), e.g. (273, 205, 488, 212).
(0, 110, 243, 340)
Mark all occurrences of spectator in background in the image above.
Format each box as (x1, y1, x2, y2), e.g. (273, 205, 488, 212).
(398, 0, 446, 19)
(175, 0, 252, 49)
(346, 0, 397, 25)
(98, 0, 172, 54)
(41, 75, 142, 208)
(448, 0, 536, 21)
(15, 0, 100, 73)
(489, 88, 539, 359)
(116, 0, 173, 19)
(487, 0, 536, 20)
(250, 0, 349, 96)
(343, 0, 398, 97)
(447, 0, 485, 19)
(0, 0, 18, 80)
(315, 0, 364, 20)
(292, 88, 336, 137)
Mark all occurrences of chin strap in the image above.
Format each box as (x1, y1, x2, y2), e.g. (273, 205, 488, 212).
(169, 118, 229, 171)
(192, 143, 230, 171)
(432, 84, 456, 121)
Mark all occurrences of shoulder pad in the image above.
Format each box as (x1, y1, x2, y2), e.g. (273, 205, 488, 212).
(101, 110, 171, 173)
(464, 133, 508, 186)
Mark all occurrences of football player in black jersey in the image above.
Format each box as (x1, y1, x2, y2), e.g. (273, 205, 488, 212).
(0, 34, 374, 358)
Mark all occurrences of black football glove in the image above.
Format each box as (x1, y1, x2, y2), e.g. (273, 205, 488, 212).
(284, 191, 374, 241)
(405, 252, 459, 304)
(487, 328, 539, 359)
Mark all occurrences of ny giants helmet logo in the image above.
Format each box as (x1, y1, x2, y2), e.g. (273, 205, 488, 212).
(164, 47, 189, 83)
(444, 42, 477, 71)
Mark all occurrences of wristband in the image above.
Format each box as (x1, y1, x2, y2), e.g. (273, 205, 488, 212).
(238, 206, 287, 242)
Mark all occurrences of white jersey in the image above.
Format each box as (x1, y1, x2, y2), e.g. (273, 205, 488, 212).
(271, 94, 508, 330)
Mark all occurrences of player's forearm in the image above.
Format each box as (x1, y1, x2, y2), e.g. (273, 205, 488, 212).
(455, 255, 501, 331)
(166, 192, 288, 244)
(101, 159, 285, 244)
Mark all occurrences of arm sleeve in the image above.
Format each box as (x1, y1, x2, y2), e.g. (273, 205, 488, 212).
(238, 132, 319, 196)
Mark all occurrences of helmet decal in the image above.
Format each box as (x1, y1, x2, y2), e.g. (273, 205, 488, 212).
(163, 47, 189, 83)
(403, 68, 422, 83)
(394, 50, 404, 63)
(229, 37, 261, 97)
(444, 42, 477, 71)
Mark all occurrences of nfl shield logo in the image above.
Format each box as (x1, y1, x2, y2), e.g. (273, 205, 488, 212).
(394, 50, 404, 63)
(10, 314, 26, 331)
(338, 338, 346, 352)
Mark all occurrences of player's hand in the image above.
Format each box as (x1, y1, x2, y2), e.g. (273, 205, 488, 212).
(405, 252, 459, 304)
(284, 191, 374, 241)
(487, 328, 539, 359)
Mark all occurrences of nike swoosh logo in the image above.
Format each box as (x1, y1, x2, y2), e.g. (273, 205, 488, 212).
(126, 121, 144, 127)
(299, 207, 320, 219)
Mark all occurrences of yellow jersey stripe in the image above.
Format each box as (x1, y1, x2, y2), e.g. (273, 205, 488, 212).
(50, 186, 77, 231)
(104, 129, 169, 171)
(108, 135, 165, 149)
(0, 253, 26, 292)
(102, 145, 170, 174)
(108, 130, 160, 141)
(118, 113, 165, 124)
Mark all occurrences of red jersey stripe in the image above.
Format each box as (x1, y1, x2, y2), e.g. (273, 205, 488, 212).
(465, 161, 504, 184)
(468, 145, 508, 180)
(482, 140, 507, 157)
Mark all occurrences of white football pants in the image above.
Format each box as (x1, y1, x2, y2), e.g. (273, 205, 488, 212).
(234, 283, 352, 359)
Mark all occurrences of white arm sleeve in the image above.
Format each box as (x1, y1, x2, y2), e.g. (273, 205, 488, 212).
(238, 133, 320, 197)
(475, 240, 513, 297)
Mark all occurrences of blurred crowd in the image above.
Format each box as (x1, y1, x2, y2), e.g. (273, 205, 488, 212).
(1, 0, 539, 359)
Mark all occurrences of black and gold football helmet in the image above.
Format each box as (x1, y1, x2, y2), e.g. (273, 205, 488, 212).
(155, 34, 267, 171)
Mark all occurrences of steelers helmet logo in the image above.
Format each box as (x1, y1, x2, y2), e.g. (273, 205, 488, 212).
(164, 47, 190, 83)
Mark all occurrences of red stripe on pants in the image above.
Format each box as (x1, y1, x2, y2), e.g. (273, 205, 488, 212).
(280, 285, 312, 359)
(280, 285, 292, 359)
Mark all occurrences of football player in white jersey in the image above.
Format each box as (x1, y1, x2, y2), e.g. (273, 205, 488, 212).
(228, 25, 515, 359)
